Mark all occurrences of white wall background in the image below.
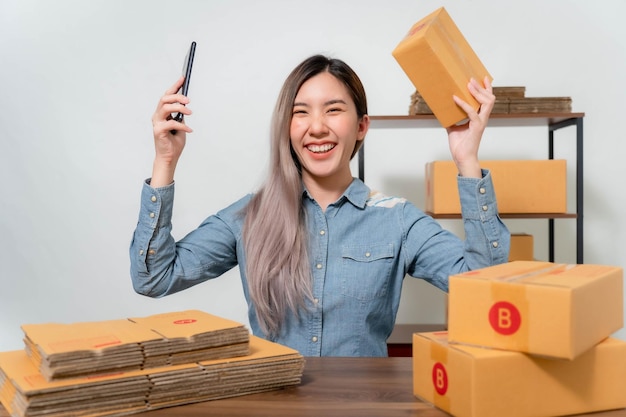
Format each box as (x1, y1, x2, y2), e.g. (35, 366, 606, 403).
(1, 0, 625, 351)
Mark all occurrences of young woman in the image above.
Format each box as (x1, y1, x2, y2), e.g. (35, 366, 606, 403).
(130, 54, 510, 356)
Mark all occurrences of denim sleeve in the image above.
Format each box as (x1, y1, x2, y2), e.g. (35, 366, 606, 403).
(458, 169, 510, 269)
(129, 180, 241, 297)
(404, 169, 510, 292)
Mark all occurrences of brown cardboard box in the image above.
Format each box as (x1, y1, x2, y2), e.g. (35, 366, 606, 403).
(392, 7, 491, 127)
(509, 233, 534, 261)
(425, 160, 567, 214)
(448, 261, 624, 359)
(413, 331, 626, 417)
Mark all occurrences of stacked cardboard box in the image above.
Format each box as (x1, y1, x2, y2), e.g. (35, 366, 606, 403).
(0, 311, 305, 417)
(412, 261, 626, 417)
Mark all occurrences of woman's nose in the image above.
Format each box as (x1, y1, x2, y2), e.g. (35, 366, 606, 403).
(308, 114, 329, 137)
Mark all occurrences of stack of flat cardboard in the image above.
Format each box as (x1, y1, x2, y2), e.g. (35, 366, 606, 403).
(0, 310, 305, 417)
(22, 310, 250, 380)
(410, 86, 571, 116)
(0, 336, 304, 417)
(412, 261, 626, 417)
(508, 96, 572, 113)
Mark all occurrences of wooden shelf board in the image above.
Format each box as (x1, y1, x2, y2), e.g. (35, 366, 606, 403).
(426, 212, 577, 219)
(370, 113, 584, 128)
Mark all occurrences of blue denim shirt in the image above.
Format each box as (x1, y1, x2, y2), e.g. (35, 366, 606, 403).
(130, 171, 509, 357)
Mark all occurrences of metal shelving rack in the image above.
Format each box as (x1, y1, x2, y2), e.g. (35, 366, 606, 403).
(357, 112, 585, 263)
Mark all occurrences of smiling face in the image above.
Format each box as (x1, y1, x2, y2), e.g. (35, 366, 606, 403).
(290, 71, 370, 191)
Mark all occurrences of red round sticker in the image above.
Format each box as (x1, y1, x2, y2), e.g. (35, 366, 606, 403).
(488, 301, 521, 335)
(173, 319, 197, 325)
(432, 362, 448, 395)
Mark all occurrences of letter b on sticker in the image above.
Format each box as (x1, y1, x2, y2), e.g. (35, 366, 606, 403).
(489, 301, 521, 335)
(432, 362, 448, 395)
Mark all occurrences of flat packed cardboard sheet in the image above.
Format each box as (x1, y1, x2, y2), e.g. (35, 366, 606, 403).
(0, 336, 304, 417)
(448, 261, 624, 359)
(21, 310, 250, 380)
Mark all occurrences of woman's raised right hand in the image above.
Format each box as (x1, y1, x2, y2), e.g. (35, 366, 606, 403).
(150, 77, 193, 187)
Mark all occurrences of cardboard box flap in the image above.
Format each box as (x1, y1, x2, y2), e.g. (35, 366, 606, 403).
(456, 261, 623, 289)
(21, 320, 159, 355)
(128, 309, 247, 339)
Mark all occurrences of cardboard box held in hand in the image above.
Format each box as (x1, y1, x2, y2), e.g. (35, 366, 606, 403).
(392, 7, 491, 127)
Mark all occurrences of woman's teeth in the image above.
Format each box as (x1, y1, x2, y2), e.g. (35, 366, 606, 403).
(307, 143, 335, 153)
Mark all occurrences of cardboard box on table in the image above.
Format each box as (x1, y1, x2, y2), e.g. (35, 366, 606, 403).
(448, 261, 623, 359)
(392, 7, 491, 127)
(413, 331, 626, 417)
(425, 160, 567, 215)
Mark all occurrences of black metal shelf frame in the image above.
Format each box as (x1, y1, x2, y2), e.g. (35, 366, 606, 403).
(357, 114, 584, 264)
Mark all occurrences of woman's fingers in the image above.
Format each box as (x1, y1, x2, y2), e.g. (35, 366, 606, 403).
(152, 77, 193, 132)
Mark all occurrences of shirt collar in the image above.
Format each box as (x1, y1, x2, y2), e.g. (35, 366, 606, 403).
(302, 178, 370, 210)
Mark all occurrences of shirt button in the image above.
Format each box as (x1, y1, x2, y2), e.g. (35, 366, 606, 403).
(314, 298, 319, 304)
(479, 187, 486, 194)
(149, 212, 156, 218)
(316, 264, 323, 269)
(151, 195, 157, 202)
(365, 252, 371, 258)
(482, 205, 488, 211)
(148, 249, 156, 255)
(311, 336, 318, 343)
(492, 241, 499, 248)
(320, 230, 325, 236)
(139, 249, 144, 255)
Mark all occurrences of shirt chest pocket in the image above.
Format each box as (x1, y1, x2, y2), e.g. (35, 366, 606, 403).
(341, 243, 395, 301)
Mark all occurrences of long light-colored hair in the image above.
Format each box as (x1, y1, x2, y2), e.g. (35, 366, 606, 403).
(242, 55, 368, 338)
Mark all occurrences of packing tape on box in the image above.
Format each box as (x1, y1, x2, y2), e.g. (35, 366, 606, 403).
(433, 19, 474, 77)
(430, 333, 451, 411)
(490, 282, 530, 352)
(493, 264, 562, 283)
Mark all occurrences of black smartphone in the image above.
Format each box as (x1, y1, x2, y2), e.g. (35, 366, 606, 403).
(173, 41, 196, 123)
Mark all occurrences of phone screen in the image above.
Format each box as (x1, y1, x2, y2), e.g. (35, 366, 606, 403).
(174, 41, 196, 122)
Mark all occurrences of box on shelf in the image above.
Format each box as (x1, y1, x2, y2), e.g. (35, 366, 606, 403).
(413, 331, 626, 417)
(425, 160, 567, 214)
(392, 7, 491, 127)
(447, 261, 623, 359)
(509, 233, 534, 261)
